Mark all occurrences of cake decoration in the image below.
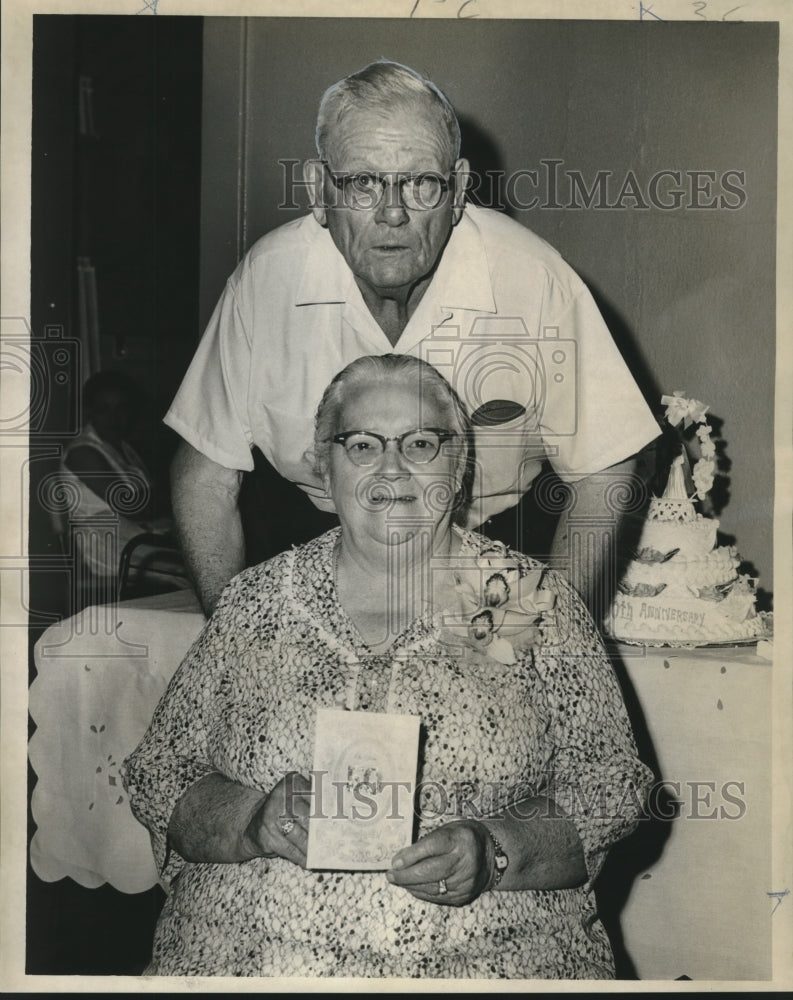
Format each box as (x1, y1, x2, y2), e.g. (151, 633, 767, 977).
(605, 392, 770, 647)
(660, 391, 716, 499)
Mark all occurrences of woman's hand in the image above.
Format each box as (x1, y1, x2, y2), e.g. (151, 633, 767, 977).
(386, 819, 493, 906)
(244, 771, 312, 868)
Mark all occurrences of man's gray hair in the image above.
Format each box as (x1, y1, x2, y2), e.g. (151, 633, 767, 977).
(315, 60, 461, 166)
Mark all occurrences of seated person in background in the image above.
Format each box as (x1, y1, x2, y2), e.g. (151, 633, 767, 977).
(60, 370, 186, 590)
(124, 354, 652, 979)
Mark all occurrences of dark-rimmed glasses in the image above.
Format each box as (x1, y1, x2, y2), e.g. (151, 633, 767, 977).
(322, 162, 454, 211)
(331, 429, 457, 466)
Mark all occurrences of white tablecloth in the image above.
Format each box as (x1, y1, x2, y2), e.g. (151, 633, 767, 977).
(614, 642, 772, 980)
(29, 589, 206, 893)
(28, 596, 772, 977)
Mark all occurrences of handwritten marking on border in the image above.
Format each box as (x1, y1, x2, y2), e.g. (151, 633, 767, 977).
(640, 2, 664, 21)
(410, 0, 480, 17)
(457, 0, 480, 17)
(767, 889, 790, 915)
(639, 2, 744, 20)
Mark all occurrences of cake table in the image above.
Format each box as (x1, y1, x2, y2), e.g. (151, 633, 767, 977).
(611, 640, 772, 980)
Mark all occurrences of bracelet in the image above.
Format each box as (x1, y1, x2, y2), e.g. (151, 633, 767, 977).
(485, 827, 509, 888)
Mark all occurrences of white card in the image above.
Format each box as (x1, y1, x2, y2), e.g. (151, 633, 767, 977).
(306, 708, 421, 871)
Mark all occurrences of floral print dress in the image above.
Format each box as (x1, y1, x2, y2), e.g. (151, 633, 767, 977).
(123, 527, 653, 979)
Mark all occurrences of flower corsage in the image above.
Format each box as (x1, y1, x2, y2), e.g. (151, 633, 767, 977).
(438, 541, 556, 664)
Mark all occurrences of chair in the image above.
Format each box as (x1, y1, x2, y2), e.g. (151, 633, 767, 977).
(117, 531, 191, 600)
(40, 465, 192, 611)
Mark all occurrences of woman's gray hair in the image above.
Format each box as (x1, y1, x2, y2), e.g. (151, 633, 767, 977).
(316, 60, 461, 167)
(313, 354, 475, 522)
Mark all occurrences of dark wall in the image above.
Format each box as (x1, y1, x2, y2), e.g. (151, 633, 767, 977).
(31, 15, 203, 516)
(27, 15, 203, 975)
(72, 15, 204, 428)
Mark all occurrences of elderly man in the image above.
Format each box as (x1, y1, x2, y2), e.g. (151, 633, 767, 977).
(166, 60, 659, 617)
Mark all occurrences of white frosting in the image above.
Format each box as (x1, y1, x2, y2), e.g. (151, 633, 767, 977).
(621, 546, 738, 595)
(607, 591, 765, 643)
(639, 515, 717, 559)
(607, 493, 761, 644)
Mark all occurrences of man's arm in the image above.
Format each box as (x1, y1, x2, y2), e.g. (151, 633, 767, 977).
(171, 439, 245, 617)
(549, 454, 650, 620)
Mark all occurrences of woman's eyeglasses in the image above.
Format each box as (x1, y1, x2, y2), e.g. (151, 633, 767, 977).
(322, 162, 453, 212)
(331, 429, 457, 467)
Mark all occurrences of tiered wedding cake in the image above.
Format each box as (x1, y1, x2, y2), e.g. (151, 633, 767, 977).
(606, 393, 768, 646)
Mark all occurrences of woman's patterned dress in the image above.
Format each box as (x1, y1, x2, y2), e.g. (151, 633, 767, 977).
(123, 528, 652, 979)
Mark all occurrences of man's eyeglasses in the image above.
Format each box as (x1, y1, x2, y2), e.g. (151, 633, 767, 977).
(331, 429, 457, 466)
(321, 162, 454, 212)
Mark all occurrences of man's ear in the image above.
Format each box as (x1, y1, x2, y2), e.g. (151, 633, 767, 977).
(304, 159, 327, 226)
(452, 158, 470, 225)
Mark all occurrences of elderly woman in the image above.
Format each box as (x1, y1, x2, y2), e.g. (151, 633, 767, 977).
(124, 354, 652, 979)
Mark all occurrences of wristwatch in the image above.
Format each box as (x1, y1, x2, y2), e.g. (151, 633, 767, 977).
(486, 829, 509, 887)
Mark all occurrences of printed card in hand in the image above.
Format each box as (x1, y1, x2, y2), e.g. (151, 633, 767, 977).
(306, 708, 420, 870)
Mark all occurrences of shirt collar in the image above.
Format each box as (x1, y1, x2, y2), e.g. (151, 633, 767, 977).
(294, 219, 355, 305)
(293, 207, 496, 314)
(426, 206, 497, 315)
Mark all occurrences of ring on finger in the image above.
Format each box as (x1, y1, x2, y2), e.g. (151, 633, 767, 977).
(437, 878, 448, 896)
(279, 818, 296, 836)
